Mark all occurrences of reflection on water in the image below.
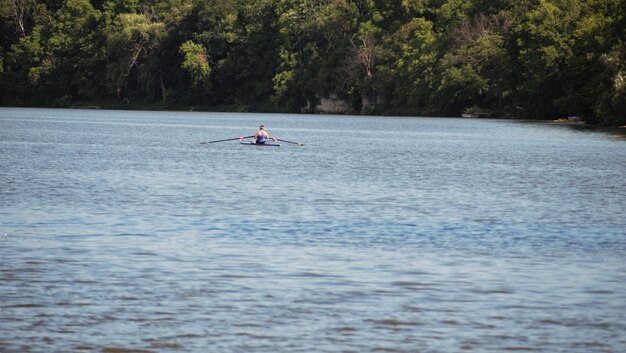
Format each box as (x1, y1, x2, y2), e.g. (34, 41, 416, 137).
(1, 108, 625, 353)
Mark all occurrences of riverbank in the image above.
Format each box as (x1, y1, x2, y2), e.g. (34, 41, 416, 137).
(541, 118, 626, 137)
(3, 103, 626, 135)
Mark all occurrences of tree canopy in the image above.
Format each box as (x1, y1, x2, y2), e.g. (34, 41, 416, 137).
(1, 0, 624, 125)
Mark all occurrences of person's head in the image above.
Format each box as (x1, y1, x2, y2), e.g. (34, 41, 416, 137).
(259, 125, 264, 130)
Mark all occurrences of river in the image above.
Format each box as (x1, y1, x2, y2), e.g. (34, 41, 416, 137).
(1, 107, 625, 353)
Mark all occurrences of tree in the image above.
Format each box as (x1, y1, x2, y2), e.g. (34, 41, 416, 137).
(273, 0, 359, 111)
(105, 12, 166, 101)
(1, 0, 36, 38)
(180, 40, 210, 87)
(0, 0, 624, 124)
(2, 23, 45, 104)
(180, 0, 278, 109)
(2, 0, 102, 105)
(178, 39, 210, 104)
(512, 0, 583, 118)
(48, 0, 104, 99)
(347, 20, 382, 111)
(432, 12, 512, 115)
(381, 16, 437, 114)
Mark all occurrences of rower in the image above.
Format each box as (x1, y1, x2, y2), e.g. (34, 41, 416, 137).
(254, 125, 270, 144)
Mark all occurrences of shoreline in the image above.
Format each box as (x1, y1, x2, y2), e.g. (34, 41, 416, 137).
(2, 105, 625, 134)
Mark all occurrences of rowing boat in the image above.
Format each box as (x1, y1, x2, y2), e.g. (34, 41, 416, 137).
(240, 142, 281, 147)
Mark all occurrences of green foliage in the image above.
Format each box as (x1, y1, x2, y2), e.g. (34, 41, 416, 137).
(179, 40, 210, 87)
(432, 12, 512, 115)
(105, 13, 167, 100)
(51, 0, 103, 98)
(0, 0, 624, 125)
(592, 39, 626, 125)
(378, 17, 436, 113)
(103, 0, 138, 15)
(273, 0, 360, 110)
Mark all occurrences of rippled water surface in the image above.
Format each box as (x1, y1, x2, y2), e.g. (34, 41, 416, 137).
(1, 108, 625, 353)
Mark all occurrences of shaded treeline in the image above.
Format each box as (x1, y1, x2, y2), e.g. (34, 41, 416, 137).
(1, 0, 624, 125)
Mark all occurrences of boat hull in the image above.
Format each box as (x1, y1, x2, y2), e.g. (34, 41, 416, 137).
(240, 142, 280, 147)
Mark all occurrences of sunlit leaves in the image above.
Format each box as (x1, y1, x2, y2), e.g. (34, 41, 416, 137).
(179, 40, 210, 87)
(0, 0, 624, 124)
(105, 13, 166, 99)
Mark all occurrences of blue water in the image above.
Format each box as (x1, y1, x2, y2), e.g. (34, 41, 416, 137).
(1, 108, 625, 352)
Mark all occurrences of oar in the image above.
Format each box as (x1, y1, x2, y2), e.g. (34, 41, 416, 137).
(276, 138, 304, 146)
(201, 135, 254, 144)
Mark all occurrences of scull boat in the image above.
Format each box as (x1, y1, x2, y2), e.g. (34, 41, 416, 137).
(240, 142, 281, 147)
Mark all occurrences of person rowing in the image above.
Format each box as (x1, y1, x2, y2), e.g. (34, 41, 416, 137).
(254, 125, 275, 145)
(200, 125, 301, 146)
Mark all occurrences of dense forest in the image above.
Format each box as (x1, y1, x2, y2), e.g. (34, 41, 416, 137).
(1, 0, 624, 125)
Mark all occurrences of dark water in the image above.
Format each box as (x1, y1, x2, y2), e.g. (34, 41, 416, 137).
(1, 108, 625, 353)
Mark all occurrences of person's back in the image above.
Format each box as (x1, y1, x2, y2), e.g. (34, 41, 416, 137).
(255, 125, 269, 144)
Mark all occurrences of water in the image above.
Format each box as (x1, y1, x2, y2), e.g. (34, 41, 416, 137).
(1, 107, 625, 353)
